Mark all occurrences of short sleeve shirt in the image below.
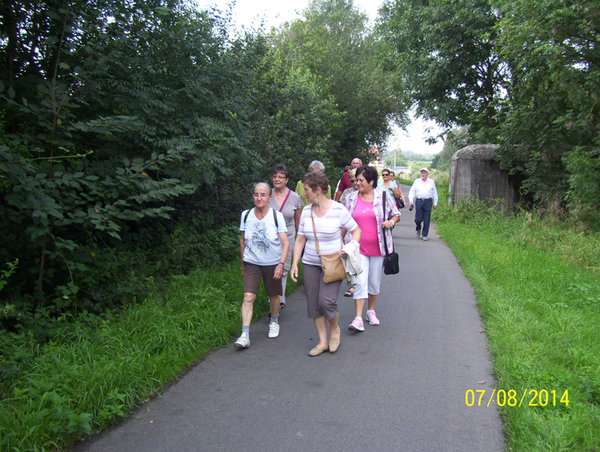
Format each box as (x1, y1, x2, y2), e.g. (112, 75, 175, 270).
(240, 208, 287, 266)
(377, 180, 399, 199)
(297, 203, 358, 267)
(337, 171, 352, 193)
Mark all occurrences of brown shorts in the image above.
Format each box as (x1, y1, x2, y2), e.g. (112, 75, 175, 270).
(243, 262, 282, 297)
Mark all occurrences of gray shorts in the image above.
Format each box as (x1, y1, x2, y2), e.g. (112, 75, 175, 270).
(303, 264, 342, 320)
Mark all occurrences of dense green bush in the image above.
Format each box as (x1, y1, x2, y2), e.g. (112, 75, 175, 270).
(1, 0, 367, 339)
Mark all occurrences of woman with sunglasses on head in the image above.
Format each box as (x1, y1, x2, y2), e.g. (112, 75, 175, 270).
(378, 168, 406, 210)
(339, 168, 359, 205)
(344, 165, 400, 331)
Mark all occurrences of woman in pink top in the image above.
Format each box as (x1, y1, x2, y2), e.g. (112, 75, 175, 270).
(344, 165, 400, 331)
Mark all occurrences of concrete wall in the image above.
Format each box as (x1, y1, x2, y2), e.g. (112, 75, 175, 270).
(449, 144, 515, 210)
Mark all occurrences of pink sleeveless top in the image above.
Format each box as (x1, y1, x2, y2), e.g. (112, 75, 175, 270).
(353, 196, 381, 256)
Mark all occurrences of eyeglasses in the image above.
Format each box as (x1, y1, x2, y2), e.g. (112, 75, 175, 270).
(253, 193, 269, 198)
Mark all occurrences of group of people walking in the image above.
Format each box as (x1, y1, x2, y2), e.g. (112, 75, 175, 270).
(236, 160, 437, 356)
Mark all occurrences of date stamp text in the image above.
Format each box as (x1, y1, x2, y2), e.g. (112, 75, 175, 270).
(465, 389, 569, 407)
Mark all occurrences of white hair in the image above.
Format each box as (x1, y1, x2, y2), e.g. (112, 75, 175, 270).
(308, 160, 325, 171)
(253, 182, 271, 192)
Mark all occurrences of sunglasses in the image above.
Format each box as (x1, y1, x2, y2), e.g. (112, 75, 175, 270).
(350, 179, 357, 182)
(382, 173, 390, 176)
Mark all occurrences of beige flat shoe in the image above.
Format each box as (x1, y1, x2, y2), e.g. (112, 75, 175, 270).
(329, 328, 341, 353)
(308, 343, 329, 357)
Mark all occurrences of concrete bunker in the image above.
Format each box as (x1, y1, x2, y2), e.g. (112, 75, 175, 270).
(449, 144, 516, 210)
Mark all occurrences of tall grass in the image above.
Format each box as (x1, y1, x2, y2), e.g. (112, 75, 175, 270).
(0, 262, 300, 451)
(436, 201, 600, 451)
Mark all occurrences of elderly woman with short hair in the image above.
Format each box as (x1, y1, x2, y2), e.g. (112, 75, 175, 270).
(295, 160, 331, 205)
(291, 171, 361, 356)
(235, 182, 289, 349)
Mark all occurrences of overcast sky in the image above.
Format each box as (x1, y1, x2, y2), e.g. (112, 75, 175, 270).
(196, 0, 444, 154)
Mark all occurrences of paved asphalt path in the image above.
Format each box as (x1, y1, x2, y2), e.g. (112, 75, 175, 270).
(73, 186, 505, 452)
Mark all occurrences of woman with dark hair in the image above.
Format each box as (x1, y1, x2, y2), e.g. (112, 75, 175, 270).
(290, 171, 361, 356)
(343, 165, 400, 331)
(269, 164, 304, 308)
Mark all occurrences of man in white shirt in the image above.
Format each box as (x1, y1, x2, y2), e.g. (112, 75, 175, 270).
(408, 167, 438, 241)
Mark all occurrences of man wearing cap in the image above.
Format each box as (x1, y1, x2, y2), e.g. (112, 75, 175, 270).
(408, 168, 438, 241)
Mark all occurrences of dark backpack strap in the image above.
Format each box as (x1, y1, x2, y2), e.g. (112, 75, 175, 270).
(243, 208, 278, 229)
(243, 208, 253, 227)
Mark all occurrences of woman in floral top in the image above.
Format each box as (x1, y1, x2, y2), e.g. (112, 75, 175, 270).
(344, 165, 400, 331)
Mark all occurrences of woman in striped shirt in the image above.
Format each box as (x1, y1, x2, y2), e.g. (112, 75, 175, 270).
(291, 171, 361, 356)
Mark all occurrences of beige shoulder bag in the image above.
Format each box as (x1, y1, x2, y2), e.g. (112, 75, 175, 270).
(311, 211, 346, 283)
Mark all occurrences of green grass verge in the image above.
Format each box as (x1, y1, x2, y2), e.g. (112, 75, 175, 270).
(0, 262, 301, 451)
(436, 203, 600, 451)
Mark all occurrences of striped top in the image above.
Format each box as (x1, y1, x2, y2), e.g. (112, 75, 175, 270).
(298, 203, 358, 267)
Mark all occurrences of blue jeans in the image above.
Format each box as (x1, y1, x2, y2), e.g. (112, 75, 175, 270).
(415, 198, 433, 237)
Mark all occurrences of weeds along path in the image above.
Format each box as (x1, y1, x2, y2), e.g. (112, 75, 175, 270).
(73, 185, 504, 452)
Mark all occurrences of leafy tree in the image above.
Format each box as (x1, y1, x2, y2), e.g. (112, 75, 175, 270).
(271, 0, 403, 170)
(493, 0, 600, 216)
(377, 0, 509, 137)
(0, 1, 274, 331)
(246, 50, 342, 183)
(377, 0, 600, 228)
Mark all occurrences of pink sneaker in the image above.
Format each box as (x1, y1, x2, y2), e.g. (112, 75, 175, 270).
(366, 311, 380, 326)
(348, 317, 364, 332)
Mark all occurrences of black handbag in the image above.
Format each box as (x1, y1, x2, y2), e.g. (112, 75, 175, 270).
(382, 192, 400, 275)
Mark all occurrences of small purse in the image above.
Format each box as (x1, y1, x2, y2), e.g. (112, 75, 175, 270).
(382, 192, 400, 275)
(311, 212, 346, 283)
(383, 250, 400, 275)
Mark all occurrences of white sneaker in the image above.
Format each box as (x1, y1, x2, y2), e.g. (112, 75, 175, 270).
(235, 333, 250, 348)
(416, 230, 421, 238)
(268, 322, 280, 338)
(422, 236, 428, 241)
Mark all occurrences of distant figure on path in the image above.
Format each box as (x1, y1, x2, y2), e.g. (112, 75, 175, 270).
(269, 164, 304, 308)
(334, 157, 362, 202)
(344, 165, 399, 331)
(236, 183, 289, 349)
(290, 171, 361, 356)
(295, 160, 331, 205)
(408, 167, 438, 241)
